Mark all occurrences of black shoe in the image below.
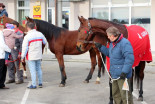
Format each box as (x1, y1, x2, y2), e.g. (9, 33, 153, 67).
(6, 80, 15, 84)
(0, 86, 10, 89)
(38, 84, 43, 88)
(16, 80, 24, 84)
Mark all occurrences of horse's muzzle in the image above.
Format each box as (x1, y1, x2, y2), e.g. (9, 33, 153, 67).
(76, 45, 82, 52)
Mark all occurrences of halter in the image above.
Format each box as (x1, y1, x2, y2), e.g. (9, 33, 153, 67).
(77, 20, 94, 44)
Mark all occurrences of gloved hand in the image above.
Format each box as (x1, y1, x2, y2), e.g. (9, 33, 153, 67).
(120, 73, 127, 79)
(95, 42, 102, 49)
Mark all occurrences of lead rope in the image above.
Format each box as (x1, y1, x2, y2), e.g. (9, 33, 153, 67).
(98, 49, 120, 83)
(78, 40, 120, 82)
(99, 51, 129, 104)
(126, 90, 129, 104)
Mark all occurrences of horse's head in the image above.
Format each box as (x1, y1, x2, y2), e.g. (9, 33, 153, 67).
(76, 16, 94, 52)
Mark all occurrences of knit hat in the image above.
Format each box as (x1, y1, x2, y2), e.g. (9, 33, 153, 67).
(5, 23, 15, 29)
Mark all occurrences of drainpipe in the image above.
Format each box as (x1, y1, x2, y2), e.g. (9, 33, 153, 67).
(55, 0, 62, 27)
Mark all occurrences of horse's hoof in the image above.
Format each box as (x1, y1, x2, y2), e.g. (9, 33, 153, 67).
(95, 81, 100, 84)
(59, 84, 65, 87)
(24, 76, 27, 79)
(83, 80, 89, 83)
(138, 97, 143, 101)
(108, 100, 113, 104)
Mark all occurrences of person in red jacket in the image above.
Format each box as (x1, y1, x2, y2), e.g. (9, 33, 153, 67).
(3, 23, 23, 65)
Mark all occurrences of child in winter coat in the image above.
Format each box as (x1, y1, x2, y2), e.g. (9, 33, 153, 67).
(3, 23, 23, 65)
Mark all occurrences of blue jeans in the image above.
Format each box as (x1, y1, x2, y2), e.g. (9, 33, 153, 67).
(5, 51, 10, 60)
(28, 60, 42, 86)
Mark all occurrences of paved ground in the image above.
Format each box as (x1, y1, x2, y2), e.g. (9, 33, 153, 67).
(0, 53, 155, 104)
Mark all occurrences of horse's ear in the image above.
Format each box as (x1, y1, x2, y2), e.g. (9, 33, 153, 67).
(78, 16, 82, 23)
(25, 16, 30, 21)
(29, 17, 34, 22)
(80, 16, 86, 21)
(80, 16, 86, 24)
(25, 16, 28, 19)
(26, 16, 34, 22)
(78, 16, 86, 24)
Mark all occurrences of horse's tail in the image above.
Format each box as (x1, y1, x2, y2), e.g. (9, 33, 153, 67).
(134, 66, 140, 89)
(101, 53, 106, 74)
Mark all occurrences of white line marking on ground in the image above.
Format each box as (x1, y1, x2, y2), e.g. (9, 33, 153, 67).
(21, 81, 31, 104)
(132, 92, 148, 104)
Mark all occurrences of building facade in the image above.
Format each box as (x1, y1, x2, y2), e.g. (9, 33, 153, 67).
(0, 0, 154, 54)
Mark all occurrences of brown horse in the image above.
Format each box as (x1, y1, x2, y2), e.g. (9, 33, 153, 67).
(24, 17, 107, 87)
(76, 16, 152, 103)
(0, 15, 27, 78)
(0, 15, 106, 86)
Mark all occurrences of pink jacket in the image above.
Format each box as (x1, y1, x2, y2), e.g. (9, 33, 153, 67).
(3, 29, 23, 49)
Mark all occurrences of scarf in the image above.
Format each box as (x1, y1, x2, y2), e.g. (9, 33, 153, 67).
(112, 34, 123, 48)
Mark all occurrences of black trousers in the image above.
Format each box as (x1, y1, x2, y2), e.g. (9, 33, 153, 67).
(0, 59, 7, 88)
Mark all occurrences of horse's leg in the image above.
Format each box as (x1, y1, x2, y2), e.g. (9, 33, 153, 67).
(95, 49, 105, 84)
(55, 53, 67, 87)
(22, 58, 27, 79)
(131, 68, 134, 92)
(109, 79, 113, 104)
(84, 48, 97, 83)
(135, 61, 145, 101)
(138, 61, 145, 101)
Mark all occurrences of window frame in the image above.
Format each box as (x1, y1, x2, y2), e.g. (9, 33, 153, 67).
(17, 0, 30, 22)
(91, 0, 151, 25)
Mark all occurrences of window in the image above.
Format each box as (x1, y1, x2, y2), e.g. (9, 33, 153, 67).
(92, 0, 108, 5)
(131, 6, 150, 33)
(62, 11, 69, 29)
(17, 0, 30, 26)
(18, 0, 29, 7)
(111, 0, 128, 4)
(48, 9, 52, 24)
(92, 8, 109, 20)
(111, 7, 129, 24)
(47, 0, 70, 28)
(132, 0, 151, 4)
(131, 6, 150, 24)
(47, 0, 55, 24)
(48, 0, 55, 7)
(91, 0, 151, 33)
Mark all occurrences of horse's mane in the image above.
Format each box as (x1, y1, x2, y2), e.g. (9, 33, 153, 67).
(33, 19, 67, 40)
(88, 17, 128, 38)
(88, 17, 124, 27)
